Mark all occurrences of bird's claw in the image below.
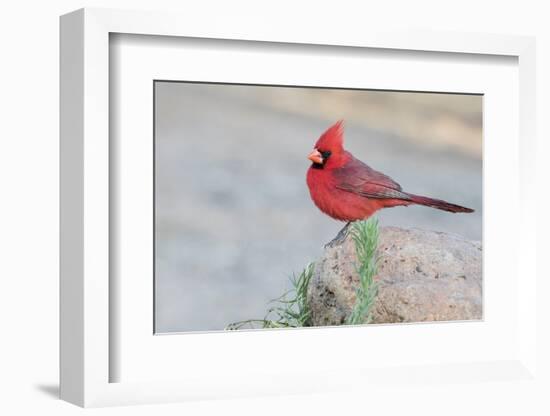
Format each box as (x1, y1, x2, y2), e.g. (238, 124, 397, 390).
(324, 222, 352, 249)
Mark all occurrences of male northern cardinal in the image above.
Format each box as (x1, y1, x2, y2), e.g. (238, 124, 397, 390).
(306, 120, 473, 239)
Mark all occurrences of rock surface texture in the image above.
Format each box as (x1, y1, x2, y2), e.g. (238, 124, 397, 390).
(307, 226, 482, 326)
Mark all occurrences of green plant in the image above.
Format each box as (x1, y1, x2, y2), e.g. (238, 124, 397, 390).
(225, 263, 314, 330)
(225, 218, 380, 330)
(346, 218, 380, 325)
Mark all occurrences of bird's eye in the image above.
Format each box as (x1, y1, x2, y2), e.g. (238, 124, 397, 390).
(321, 150, 332, 159)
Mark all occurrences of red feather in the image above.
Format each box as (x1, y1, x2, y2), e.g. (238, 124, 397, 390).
(314, 119, 344, 151)
(306, 120, 474, 222)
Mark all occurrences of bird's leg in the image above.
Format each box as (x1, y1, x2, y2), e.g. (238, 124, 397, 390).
(325, 221, 353, 248)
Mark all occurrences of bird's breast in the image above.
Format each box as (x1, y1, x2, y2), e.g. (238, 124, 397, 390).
(306, 167, 382, 221)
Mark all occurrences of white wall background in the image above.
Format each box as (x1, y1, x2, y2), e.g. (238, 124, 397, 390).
(0, 1, 548, 415)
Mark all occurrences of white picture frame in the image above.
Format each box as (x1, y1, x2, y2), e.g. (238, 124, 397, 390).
(60, 7, 537, 407)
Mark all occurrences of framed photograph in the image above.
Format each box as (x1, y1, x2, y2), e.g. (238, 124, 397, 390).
(60, 8, 537, 407)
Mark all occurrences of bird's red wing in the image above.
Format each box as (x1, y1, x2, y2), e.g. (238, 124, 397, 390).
(333, 158, 411, 201)
(336, 182, 412, 200)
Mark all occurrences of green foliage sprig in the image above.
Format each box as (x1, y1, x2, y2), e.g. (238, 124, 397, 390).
(225, 263, 314, 330)
(226, 218, 380, 330)
(346, 218, 380, 325)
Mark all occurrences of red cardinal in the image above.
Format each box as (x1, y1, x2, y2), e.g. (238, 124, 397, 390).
(306, 120, 473, 231)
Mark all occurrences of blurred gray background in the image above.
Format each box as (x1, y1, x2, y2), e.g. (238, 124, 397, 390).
(154, 82, 482, 333)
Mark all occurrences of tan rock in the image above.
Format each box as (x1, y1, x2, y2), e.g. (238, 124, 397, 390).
(308, 226, 482, 325)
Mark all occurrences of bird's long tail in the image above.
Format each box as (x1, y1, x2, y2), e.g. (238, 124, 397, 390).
(407, 193, 474, 213)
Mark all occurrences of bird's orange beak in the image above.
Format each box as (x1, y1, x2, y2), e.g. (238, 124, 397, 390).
(308, 149, 323, 164)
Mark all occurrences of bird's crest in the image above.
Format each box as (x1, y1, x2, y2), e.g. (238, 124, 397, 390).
(315, 120, 344, 152)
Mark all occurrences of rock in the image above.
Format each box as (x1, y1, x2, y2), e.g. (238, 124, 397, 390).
(307, 226, 482, 325)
